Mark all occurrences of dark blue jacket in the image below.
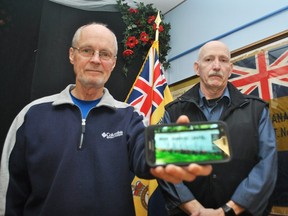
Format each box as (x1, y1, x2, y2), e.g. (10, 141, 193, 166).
(0, 85, 153, 216)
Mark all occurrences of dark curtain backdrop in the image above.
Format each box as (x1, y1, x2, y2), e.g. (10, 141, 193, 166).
(0, 0, 44, 155)
(0, 0, 141, 156)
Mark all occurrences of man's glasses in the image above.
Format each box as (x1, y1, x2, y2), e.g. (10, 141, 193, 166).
(72, 47, 116, 61)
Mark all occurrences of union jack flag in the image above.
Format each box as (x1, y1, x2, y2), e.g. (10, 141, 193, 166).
(229, 43, 288, 101)
(125, 40, 173, 124)
(229, 42, 288, 212)
(126, 41, 173, 216)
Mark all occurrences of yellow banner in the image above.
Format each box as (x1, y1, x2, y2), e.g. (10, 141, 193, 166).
(269, 96, 288, 151)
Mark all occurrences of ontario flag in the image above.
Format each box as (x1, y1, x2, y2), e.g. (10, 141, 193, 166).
(229, 41, 288, 214)
(125, 40, 173, 216)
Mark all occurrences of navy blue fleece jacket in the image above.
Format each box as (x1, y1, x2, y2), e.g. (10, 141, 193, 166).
(0, 85, 153, 216)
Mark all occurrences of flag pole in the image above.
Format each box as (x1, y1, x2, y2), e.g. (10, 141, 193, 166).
(154, 11, 161, 42)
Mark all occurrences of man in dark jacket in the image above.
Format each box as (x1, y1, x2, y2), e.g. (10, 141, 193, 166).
(0, 22, 212, 216)
(159, 41, 277, 216)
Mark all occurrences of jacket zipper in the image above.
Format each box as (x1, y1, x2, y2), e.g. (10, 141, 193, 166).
(79, 119, 86, 149)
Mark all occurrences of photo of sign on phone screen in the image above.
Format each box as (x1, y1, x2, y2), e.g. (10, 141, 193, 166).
(145, 121, 231, 166)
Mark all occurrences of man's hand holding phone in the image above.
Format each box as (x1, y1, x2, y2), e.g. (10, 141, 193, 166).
(149, 115, 215, 183)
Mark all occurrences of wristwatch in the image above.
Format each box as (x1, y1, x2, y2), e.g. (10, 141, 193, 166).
(221, 204, 236, 216)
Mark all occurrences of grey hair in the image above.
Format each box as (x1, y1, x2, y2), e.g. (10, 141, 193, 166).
(71, 22, 118, 54)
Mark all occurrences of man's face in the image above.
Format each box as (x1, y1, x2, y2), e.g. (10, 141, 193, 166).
(69, 25, 117, 89)
(194, 41, 233, 93)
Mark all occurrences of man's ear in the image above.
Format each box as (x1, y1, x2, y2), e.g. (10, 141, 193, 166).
(228, 62, 233, 77)
(69, 47, 74, 64)
(194, 61, 200, 76)
(111, 57, 117, 70)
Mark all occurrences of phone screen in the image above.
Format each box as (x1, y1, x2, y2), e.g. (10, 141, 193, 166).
(145, 121, 231, 166)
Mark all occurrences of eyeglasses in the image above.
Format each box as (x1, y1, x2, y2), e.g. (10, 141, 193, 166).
(72, 47, 116, 60)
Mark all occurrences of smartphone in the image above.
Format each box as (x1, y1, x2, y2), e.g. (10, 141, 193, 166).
(145, 121, 231, 166)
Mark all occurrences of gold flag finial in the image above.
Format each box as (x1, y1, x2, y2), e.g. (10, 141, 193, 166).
(154, 11, 161, 41)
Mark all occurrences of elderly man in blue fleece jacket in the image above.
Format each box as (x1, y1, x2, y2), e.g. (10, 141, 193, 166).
(0, 22, 211, 216)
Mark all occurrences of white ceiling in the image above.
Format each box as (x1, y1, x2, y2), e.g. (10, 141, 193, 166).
(131, 0, 186, 14)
